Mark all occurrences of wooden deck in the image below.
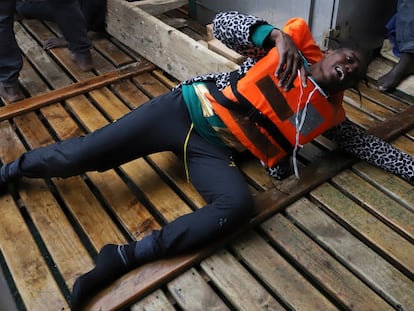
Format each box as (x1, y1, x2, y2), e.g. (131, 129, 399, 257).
(0, 4, 413, 311)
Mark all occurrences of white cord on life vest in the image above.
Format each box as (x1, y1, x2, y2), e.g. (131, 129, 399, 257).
(292, 70, 318, 178)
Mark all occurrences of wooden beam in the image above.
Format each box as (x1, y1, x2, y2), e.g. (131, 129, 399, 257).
(86, 106, 414, 310)
(0, 60, 155, 122)
(106, 0, 239, 82)
(132, 0, 188, 16)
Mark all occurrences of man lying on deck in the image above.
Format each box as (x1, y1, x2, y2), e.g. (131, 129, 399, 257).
(0, 11, 413, 310)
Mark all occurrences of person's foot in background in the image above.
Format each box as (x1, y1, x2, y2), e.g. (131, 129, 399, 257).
(378, 52, 414, 91)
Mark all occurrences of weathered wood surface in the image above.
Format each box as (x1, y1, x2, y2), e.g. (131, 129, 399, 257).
(106, 0, 239, 82)
(0, 60, 155, 122)
(0, 7, 413, 311)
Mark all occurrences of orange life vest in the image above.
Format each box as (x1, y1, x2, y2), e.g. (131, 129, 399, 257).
(206, 19, 346, 167)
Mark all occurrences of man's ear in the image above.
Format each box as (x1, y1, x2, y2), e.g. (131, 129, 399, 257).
(324, 49, 334, 56)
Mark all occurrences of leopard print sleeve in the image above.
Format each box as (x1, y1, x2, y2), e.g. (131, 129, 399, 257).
(213, 11, 269, 58)
(324, 119, 414, 184)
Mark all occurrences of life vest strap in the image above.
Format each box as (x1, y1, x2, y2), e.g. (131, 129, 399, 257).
(205, 75, 294, 155)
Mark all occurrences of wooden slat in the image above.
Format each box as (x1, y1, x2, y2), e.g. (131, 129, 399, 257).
(121, 159, 194, 223)
(0, 59, 155, 122)
(311, 183, 414, 278)
(0, 194, 69, 311)
(343, 91, 395, 121)
(200, 250, 285, 310)
(130, 289, 176, 311)
(353, 162, 414, 213)
(261, 214, 393, 311)
(0, 68, 74, 311)
(332, 170, 414, 242)
(346, 85, 410, 113)
(393, 135, 414, 155)
(133, 0, 188, 16)
(106, 0, 239, 81)
(18, 179, 94, 286)
(232, 231, 339, 310)
(343, 102, 378, 129)
(166, 268, 230, 310)
(286, 199, 414, 310)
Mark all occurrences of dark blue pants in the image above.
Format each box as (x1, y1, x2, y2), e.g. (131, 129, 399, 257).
(0, 0, 22, 84)
(387, 0, 414, 55)
(16, 0, 106, 32)
(13, 89, 254, 260)
(396, 0, 414, 53)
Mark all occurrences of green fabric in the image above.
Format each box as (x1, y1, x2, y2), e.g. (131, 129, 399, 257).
(182, 83, 227, 147)
(252, 24, 275, 47)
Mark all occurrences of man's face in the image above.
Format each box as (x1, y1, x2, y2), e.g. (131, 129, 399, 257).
(319, 48, 364, 91)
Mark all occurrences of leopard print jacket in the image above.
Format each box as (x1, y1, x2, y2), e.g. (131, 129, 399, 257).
(177, 11, 414, 184)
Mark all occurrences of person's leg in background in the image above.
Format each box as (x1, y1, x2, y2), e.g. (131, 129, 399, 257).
(0, 0, 25, 103)
(46, 0, 93, 71)
(378, 0, 414, 91)
(15, 0, 54, 21)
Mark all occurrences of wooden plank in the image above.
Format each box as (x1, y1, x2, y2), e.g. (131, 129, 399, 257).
(0, 194, 69, 311)
(393, 135, 414, 155)
(112, 79, 152, 109)
(167, 268, 230, 310)
(0, 68, 73, 311)
(121, 158, 194, 223)
(353, 162, 414, 213)
(131, 289, 176, 311)
(332, 170, 414, 242)
(0, 60, 155, 122)
(347, 85, 410, 113)
(261, 214, 393, 311)
(106, 0, 239, 81)
(200, 250, 285, 311)
(311, 183, 414, 278)
(286, 199, 414, 310)
(53, 177, 127, 250)
(1, 70, 101, 311)
(133, 0, 188, 16)
(343, 91, 395, 122)
(208, 38, 246, 65)
(205, 22, 246, 64)
(343, 102, 378, 130)
(232, 231, 338, 310)
(18, 179, 95, 287)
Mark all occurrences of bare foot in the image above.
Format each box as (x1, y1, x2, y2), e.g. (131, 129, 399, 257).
(378, 52, 414, 91)
(42, 37, 68, 50)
